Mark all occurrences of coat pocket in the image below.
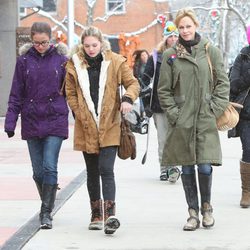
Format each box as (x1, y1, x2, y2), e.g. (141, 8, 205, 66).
(173, 95, 185, 125)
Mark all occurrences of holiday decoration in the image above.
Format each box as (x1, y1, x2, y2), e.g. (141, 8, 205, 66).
(157, 14, 167, 27)
(118, 33, 140, 68)
(209, 9, 220, 21)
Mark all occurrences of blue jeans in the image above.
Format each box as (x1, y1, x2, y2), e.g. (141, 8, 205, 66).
(182, 163, 212, 176)
(27, 136, 63, 185)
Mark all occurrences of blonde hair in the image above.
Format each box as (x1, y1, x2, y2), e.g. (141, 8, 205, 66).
(80, 26, 110, 51)
(156, 39, 169, 53)
(174, 8, 199, 28)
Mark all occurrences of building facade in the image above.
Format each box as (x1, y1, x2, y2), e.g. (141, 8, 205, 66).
(0, 0, 171, 116)
(21, 0, 171, 57)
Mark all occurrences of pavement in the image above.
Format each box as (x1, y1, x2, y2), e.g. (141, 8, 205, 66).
(0, 116, 250, 250)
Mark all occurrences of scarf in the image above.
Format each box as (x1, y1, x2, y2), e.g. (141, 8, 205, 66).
(178, 32, 201, 54)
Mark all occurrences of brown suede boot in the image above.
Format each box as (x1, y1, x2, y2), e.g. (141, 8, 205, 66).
(104, 200, 120, 234)
(89, 199, 103, 230)
(240, 161, 250, 208)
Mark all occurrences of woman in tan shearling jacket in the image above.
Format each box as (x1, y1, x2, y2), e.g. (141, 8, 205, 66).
(65, 26, 139, 235)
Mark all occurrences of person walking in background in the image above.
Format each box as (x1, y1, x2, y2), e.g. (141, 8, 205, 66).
(65, 26, 139, 235)
(133, 49, 149, 83)
(4, 22, 69, 229)
(158, 8, 229, 231)
(141, 21, 180, 182)
(229, 25, 250, 208)
(132, 49, 150, 121)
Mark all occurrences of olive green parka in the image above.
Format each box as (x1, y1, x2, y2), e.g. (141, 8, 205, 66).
(158, 38, 229, 166)
(65, 48, 139, 154)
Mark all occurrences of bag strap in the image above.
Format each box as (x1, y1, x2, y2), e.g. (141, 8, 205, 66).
(205, 43, 213, 82)
(120, 84, 127, 120)
(149, 49, 158, 108)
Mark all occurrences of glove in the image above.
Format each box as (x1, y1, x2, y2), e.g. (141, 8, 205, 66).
(5, 131, 15, 138)
(144, 106, 153, 118)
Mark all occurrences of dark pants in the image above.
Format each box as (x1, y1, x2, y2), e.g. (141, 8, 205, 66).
(239, 120, 250, 163)
(83, 146, 117, 201)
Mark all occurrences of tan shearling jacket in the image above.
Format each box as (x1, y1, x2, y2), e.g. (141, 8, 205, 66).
(65, 49, 140, 153)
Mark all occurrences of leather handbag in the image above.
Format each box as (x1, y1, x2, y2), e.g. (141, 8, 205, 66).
(205, 44, 243, 131)
(216, 102, 243, 131)
(117, 85, 136, 160)
(117, 115, 136, 160)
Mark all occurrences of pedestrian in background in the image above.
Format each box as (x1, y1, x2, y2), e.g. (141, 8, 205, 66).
(132, 49, 149, 117)
(229, 25, 250, 208)
(141, 21, 180, 182)
(4, 22, 69, 229)
(158, 8, 229, 231)
(133, 49, 149, 83)
(65, 26, 139, 235)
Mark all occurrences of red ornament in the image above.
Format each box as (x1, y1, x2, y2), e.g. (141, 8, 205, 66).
(209, 9, 220, 21)
(157, 14, 167, 28)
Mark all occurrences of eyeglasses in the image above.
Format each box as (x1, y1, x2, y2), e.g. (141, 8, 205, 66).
(32, 41, 50, 47)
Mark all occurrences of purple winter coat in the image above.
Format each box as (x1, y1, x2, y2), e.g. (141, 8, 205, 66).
(4, 43, 69, 140)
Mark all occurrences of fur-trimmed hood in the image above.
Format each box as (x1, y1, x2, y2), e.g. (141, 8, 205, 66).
(18, 42, 68, 56)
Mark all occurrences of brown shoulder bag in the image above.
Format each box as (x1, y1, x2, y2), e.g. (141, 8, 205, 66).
(117, 114, 136, 160)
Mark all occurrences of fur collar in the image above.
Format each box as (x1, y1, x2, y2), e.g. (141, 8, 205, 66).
(18, 42, 68, 56)
(72, 52, 110, 128)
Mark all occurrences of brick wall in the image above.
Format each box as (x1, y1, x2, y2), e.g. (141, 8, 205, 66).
(20, 0, 170, 54)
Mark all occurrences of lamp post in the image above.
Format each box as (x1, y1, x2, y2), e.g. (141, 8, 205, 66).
(67, 0, 74, 49)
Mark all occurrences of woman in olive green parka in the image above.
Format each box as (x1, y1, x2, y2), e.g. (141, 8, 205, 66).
(158, 8, 229, 231)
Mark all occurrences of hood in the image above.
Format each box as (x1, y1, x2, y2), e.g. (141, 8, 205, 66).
(18, 42, 68, 56)
(240, 45, 250, 56)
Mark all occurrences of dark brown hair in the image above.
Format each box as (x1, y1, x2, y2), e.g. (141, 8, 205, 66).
(30, 22, 52, 39)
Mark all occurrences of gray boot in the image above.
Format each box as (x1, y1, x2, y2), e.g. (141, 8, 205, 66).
(40, 184, 57, 229)
(181, 174, 200, 231)
(198, 171, 215, 228)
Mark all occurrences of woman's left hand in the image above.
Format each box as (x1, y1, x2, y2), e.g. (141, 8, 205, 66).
(120, 102, 133, 114)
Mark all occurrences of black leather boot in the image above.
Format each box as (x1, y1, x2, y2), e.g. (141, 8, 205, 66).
(181, 174, 200, 231)
(198, 171, 215, 228)
(33, 177, 42, 199)
(40, 184, 57, 229)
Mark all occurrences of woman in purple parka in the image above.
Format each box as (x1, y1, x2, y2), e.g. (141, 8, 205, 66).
(4, 22, 69, 229)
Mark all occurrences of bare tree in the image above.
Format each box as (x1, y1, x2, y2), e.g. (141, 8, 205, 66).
(167, 0, 250, 68)
(86, 0, 97, 26)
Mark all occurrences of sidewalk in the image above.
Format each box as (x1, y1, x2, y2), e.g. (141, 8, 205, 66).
(0, 116, 84, 248)
(1, 117, 250, 250)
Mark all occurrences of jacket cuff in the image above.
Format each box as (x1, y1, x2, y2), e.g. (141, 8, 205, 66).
(121, 95, 133, 105)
